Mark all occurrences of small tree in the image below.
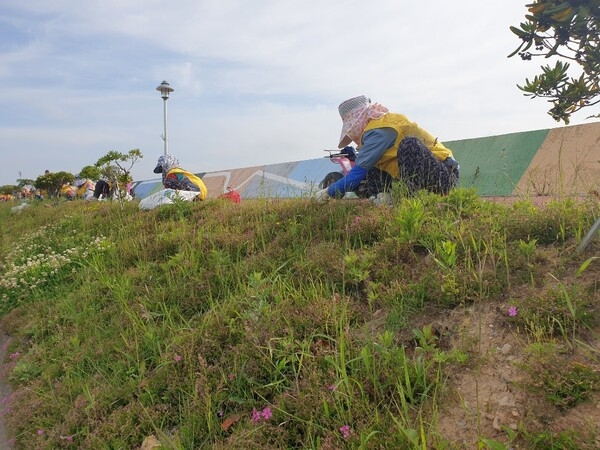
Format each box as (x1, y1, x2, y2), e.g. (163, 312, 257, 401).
(94, 149, 143, 208)
(0, 185, 19, 196)
(34, 172, 74, 198)
(509, 0, 600, 124)
(16, 179, 36, 189)
(78, 165, 101, 181)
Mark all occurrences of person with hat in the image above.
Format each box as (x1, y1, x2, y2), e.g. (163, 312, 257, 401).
(153, 154, 208, 200)
(313, 95, 459, 203)
(74, 175, 96, 200)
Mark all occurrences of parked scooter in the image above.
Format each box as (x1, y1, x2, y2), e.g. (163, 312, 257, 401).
(319, 146, 369, 198)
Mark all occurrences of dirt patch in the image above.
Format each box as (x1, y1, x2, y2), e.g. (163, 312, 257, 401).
(0, 331, 14, 448)
(430, 288, 600, 447)
(435, 303, 527, 444)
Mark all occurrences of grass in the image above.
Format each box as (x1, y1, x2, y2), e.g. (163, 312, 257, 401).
(0, 189, 599, 449)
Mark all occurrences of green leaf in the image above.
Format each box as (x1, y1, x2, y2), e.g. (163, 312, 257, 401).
(576, 256, 598, 277)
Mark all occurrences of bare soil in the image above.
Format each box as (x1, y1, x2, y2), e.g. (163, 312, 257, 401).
(0, 333, 13, 449)
(432, 301, 600, 448)
(403, 243, 600, 448)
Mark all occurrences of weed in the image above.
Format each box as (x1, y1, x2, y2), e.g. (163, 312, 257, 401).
(0, 192, 598, 448)
(520, 342, 600, 410)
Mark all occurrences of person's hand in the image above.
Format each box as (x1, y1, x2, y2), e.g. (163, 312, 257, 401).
(443, 156, 460, 174)
(312, 188, 330, 203)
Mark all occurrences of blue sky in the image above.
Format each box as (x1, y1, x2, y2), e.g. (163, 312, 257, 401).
(0, 0, 594, 187)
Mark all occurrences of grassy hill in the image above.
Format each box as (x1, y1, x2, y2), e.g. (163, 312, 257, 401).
(0, 191, 599, 449)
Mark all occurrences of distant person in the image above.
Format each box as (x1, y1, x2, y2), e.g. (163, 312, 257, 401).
(217, 186, 241, 204)
(74, 176, 95, 200)
(153, 155, 208, 200)
(313, 95, 460, 203)
(90, 174, 132, 201)
(60, 183, 76, 200)
(91, 178, 110, 200)
(21, 186, 33, 199)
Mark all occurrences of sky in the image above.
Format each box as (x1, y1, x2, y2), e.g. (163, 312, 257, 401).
(0, 0, 596, 187)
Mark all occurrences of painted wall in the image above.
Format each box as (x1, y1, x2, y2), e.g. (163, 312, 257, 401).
(132, 122, 600, 200)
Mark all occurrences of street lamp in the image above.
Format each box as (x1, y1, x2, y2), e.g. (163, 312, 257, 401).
(156, 80, 174, 155)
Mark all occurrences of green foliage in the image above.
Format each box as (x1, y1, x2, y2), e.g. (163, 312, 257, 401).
(16, 178, 36, 188)
(392, 197, 426, 243)
(78, 165, 101, 181)
(156, 192, 197, 220)
(508, 279, 597, 340)
(0, 192, 598, 449)
(522, 428, 588, 449)
(509, 0, 600, 123)
(521, 343, 600, 410)
(0, 185, 19, 195)
(544, 362, 600, 409)
(94, 149, 142, 183)
(94, 148, 143, 207)
(34, 171, 75, 197)
(0, 220, 112, 314)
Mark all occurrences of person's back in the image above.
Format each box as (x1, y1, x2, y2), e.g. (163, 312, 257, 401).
(74, 178, 95, 200)
(153, 155, 208, 200)
(313, 95, 460, 202)
(60, 184, 76, 200)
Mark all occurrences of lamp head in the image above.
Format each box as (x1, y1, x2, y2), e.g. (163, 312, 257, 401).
(156, 80, 174, 100)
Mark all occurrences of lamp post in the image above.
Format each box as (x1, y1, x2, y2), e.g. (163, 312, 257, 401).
(156, 80, 174, 155)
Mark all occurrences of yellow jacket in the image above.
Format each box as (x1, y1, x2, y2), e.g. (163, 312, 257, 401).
(60, 184, 76, 198)
(164, 168, 208, 200)
(76, 180, 95, 197)
(363, 113, 454, 178)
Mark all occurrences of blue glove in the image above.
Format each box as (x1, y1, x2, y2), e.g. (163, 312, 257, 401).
(443, 157, 460, 173)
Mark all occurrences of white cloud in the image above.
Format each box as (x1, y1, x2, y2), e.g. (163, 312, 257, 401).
(0, 0, 596, 185)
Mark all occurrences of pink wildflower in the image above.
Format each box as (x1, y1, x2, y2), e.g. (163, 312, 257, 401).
(251, 406, 273, 422)
(9, 352, 19, 360)
(339, 424, 352, 439)
(328, 384, 336, 391)
(228, 373, 235, 381)
(37, 429, 44, 436)
(173, 354, 182, 362)
(251, 408, 262, 423)
(261, 406, 272, 420)
(508, 306, 518, 317)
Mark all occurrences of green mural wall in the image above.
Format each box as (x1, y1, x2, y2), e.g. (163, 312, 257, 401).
(448, 129, 551, 196)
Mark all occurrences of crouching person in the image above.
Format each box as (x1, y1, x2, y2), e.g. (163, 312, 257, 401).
(74, 176, 96, 200)
(313, 95, 459, 204)
(153, 155, 208, 200)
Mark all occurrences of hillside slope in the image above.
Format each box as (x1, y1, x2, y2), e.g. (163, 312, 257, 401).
(0, 192, 599, 449)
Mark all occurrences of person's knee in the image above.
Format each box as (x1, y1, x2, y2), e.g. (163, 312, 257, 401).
(400, 136, 421, 148)
(398, 136, 428, 158)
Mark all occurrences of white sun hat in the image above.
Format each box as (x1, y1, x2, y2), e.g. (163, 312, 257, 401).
(337, 95, 388, 148)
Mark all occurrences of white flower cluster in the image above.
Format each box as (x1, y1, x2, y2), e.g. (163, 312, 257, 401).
(0, 226, 111, 302)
